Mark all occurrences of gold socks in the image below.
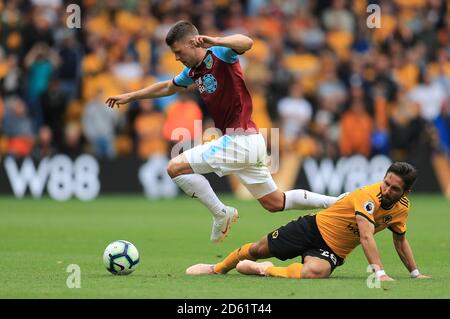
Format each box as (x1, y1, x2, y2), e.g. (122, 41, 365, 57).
(265, 263, 303, 279)
(213, 243, 255, 274)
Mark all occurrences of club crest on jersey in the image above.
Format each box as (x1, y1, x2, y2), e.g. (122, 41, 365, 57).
(204, 54, 213, 69)
(363, 201, 375, 214)
(383, 215, 392, 224)
(196, 74, 217, 94)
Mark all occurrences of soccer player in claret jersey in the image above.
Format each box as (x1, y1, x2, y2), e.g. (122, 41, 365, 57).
(106, 21, 343, 243)
(186, 162, 431, 281)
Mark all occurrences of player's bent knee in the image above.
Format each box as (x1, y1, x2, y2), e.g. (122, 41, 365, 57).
(166, 160, 178, 178)
(249, 238, 271, 259)
(167, 155, 193, 178)
(258, 192, 285, 213)
(267, 205, 283, 213)
(301, 264, 330, 279)
(260, 201, 283, 213)
(249, 243, 263, 259)
(167, 159, 186, 178)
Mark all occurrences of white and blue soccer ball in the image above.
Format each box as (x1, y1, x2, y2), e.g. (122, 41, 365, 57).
(103, 240, 140, 275)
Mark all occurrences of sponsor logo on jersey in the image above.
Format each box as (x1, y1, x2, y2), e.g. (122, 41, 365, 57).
(196, 74, 217, 94)
(383, 215, 392, 224)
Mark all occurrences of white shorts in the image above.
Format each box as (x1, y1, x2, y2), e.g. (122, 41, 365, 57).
(183, 133, 277, 199)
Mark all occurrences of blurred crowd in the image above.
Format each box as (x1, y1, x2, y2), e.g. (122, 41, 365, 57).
(0, 0, 449, 162)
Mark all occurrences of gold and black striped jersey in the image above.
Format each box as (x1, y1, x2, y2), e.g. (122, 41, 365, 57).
(316, 182, 409, 259)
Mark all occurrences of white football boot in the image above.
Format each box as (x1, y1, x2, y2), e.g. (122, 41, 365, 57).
(210, 206, 239, 243)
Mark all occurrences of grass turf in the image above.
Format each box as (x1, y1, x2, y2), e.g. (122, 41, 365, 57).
(0, 194, 449, 299)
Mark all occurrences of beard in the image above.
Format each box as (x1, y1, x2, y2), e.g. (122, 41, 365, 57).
(380, 194, 401, 208)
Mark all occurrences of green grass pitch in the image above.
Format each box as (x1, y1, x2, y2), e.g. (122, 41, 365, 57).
(1, 194, 449, 299)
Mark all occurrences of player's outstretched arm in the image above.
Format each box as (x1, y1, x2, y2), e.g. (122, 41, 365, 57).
(356, 215, 394, 281)
(105, 80, 185, 108)
(190, 34, 253, 54)
(392, 233, 431, 279)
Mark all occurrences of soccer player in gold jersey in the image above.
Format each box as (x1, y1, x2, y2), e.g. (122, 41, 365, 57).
(186, 162, 431, 281)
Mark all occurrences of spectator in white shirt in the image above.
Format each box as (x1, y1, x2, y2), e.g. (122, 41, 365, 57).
(409, 70, 447, 122)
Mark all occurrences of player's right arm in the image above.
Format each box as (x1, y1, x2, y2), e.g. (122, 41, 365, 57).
(356, 215, 394, 281)
(105, 80, 186, 108)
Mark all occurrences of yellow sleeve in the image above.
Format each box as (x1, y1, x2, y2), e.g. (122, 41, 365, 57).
(352, 189, 379, 225)
(388, 209, 408, 235)
(388, 223, 406, 235)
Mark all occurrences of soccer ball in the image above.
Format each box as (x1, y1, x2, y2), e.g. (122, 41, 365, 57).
(103, 240, 140, 275)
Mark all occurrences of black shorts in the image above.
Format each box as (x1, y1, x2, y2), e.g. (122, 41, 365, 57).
(267, 214, 344, 273)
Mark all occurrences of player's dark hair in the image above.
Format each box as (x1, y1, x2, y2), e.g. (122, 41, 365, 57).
(165, 21, 199, 46)
(386, 162, 418, 191)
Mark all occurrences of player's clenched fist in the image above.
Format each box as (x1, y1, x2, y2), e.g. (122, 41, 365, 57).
(189, 35, 218, 49)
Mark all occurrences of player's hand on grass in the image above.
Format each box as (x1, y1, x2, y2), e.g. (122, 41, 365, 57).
(379, 274, 395, 281)
(413, 274, 431, 279)
(105, 93, 133, 108)
(189, 35, 217, 49)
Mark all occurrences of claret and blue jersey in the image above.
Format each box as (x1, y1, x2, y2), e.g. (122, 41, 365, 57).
(173, 46, 257, 134)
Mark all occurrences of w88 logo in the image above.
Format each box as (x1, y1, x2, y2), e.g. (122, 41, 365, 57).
(5, 154, 100, 201)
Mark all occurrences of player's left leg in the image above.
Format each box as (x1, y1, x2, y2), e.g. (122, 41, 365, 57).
(236, 260, 300, 277)
(167, 153, 238, 243)
(239, 133, 345, 212)
(236, 256, 331, 279)
(168, 153, 229, 219)
(258, 187, 342, 212)
(239, 174, 342, 212)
